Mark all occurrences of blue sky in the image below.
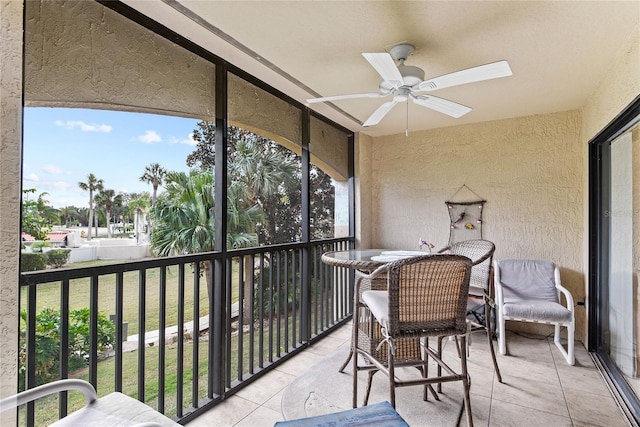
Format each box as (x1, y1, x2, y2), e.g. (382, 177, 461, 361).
(23, 107, 202, 208)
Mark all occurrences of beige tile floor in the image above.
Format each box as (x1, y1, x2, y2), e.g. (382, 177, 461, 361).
(186, 323, 629, 427)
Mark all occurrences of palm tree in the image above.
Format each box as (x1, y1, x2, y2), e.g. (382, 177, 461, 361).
(139, 162, 167, 204)
(35, 192, 60, 224)
(127, 193, 150, 244)
(150, 170, 264, 297)
(78, 173, 103, 240)
(229, 136, 298, 206)
(189, 125, 303, 243)
(94, 189, 115, 238)
(59, 205, 80, 227)
(229, 136, 299, 243)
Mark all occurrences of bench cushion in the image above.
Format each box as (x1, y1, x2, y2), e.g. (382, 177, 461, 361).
(274, 400, 408, 427)
(50, 392, 179, 427)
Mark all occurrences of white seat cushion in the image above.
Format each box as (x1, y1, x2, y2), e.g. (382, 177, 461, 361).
(50, 392, 180, 427)
(503, 300, 572, 323)
(361, 290, 389, 326)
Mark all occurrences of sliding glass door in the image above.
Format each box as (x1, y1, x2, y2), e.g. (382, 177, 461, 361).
(590, 96, 640, 423)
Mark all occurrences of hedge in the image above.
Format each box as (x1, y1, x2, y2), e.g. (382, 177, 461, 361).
(21, 252, 46, 272)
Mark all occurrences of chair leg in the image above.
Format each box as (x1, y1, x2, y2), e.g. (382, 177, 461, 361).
(567, 322, 575, 365)
(498, 309, 506, 355)
(553, 323, 575, 365)
(484, 299, 502, 382)
(422, 348, 428, 401)
(342, 278, 362, 373)
(364, 371, 375, 406)
(388, 344, 396, 408)
(437, 336, 443, 393)
(460, 335, 474, 427)
(420, 337, 440, 402)
(339, 350, 353, 373)
(352, 321, 359, 408)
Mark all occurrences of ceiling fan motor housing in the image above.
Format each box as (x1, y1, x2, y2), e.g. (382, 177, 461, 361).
(380, 64, 425, 91)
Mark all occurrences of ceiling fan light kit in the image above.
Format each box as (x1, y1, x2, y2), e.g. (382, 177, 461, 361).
(307, 42, 512, 129)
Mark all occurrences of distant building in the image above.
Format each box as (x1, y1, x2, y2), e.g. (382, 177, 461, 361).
(21, 231, 69, 248)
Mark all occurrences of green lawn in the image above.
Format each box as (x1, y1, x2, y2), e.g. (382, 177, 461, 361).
(21, 322, 292, 426)
(21, 259, 241, 336)
(18, 258, 316, 425)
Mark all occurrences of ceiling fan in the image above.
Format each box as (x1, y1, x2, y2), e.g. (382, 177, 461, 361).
(307, 43, 512, 127)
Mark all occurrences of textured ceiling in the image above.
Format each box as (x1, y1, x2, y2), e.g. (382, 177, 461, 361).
(125, 0, 640, 137)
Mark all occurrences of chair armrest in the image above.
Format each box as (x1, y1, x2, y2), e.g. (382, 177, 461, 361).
(365, 263, 391, 281)
(470, 250, 493, 267)
(493, 260, 504, 307)
(554, 267, 574, 312)
(437, 245, 452, 254)
(0, 379, 97, 412)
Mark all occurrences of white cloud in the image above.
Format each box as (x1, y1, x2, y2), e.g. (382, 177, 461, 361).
(48, 181, 73, 190)
(55, 120, 112, 133)
(23, 178, 72, 191)
(170, 132, 198, 146)
(137, 130, 162, 144)
(42, 164, 64, 174)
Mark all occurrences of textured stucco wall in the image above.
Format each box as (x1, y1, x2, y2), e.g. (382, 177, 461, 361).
(355, 132, 374, 249)
(364, 111, 586, 339)
(24, 0, 216, 119)
(310, 116, 349, 181)
(229, 73, 301, 149)
(25, 0, 348, 186)
(0, 0, 23, 420)
(229, 77, 351, 182)
(582, 29, 640, 143)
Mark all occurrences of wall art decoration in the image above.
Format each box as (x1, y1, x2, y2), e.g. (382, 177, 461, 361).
(446, 185, 486, 244)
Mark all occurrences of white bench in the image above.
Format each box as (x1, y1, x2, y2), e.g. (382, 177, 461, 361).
(0, 379, 180, 426)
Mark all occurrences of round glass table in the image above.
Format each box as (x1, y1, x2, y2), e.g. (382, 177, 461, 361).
(321, 249, 427, 272)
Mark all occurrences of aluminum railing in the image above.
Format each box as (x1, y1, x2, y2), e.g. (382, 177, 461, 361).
(16, 237, 353, 426)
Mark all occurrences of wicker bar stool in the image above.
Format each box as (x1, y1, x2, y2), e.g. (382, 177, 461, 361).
(353, 273, 440, 407)
(438, 239, 502, 382)
(354, 254, 474, 427)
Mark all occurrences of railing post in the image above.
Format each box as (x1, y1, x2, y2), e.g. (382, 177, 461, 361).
(59, 279, 70, 419)
(212, 61, 228, 397)
(25, 285, 37, 427)
(89, 275, 99, 389)
(137, 270, 146, 402)
(157, 267, 166, 413)
(300, 107, 311, 344)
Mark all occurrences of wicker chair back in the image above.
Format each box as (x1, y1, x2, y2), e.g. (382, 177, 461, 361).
(385, 254, 472, 337)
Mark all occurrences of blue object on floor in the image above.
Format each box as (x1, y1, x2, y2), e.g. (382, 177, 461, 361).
(273, 401, 409, 427)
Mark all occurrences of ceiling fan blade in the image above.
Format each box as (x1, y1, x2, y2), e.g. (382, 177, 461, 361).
(412, 94, 472, 118)
(307, 92, 389, 104)
(363, 99, 399, 127)
(362, 52, 404, 89)
(418, 60, 512, 91)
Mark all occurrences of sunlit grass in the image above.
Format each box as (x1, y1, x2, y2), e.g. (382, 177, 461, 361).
(21, 259, 240, 336)
(17, 257, 335, 425)
(22, 320, 296, 426)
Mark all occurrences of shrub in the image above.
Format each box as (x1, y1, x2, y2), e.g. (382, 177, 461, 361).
(21, 252, 47, 272)
(46, 249, 71, 268)
(18, 308, 116, 390)
(253, 265, 302, 318)
(30, 241, 50, 253)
